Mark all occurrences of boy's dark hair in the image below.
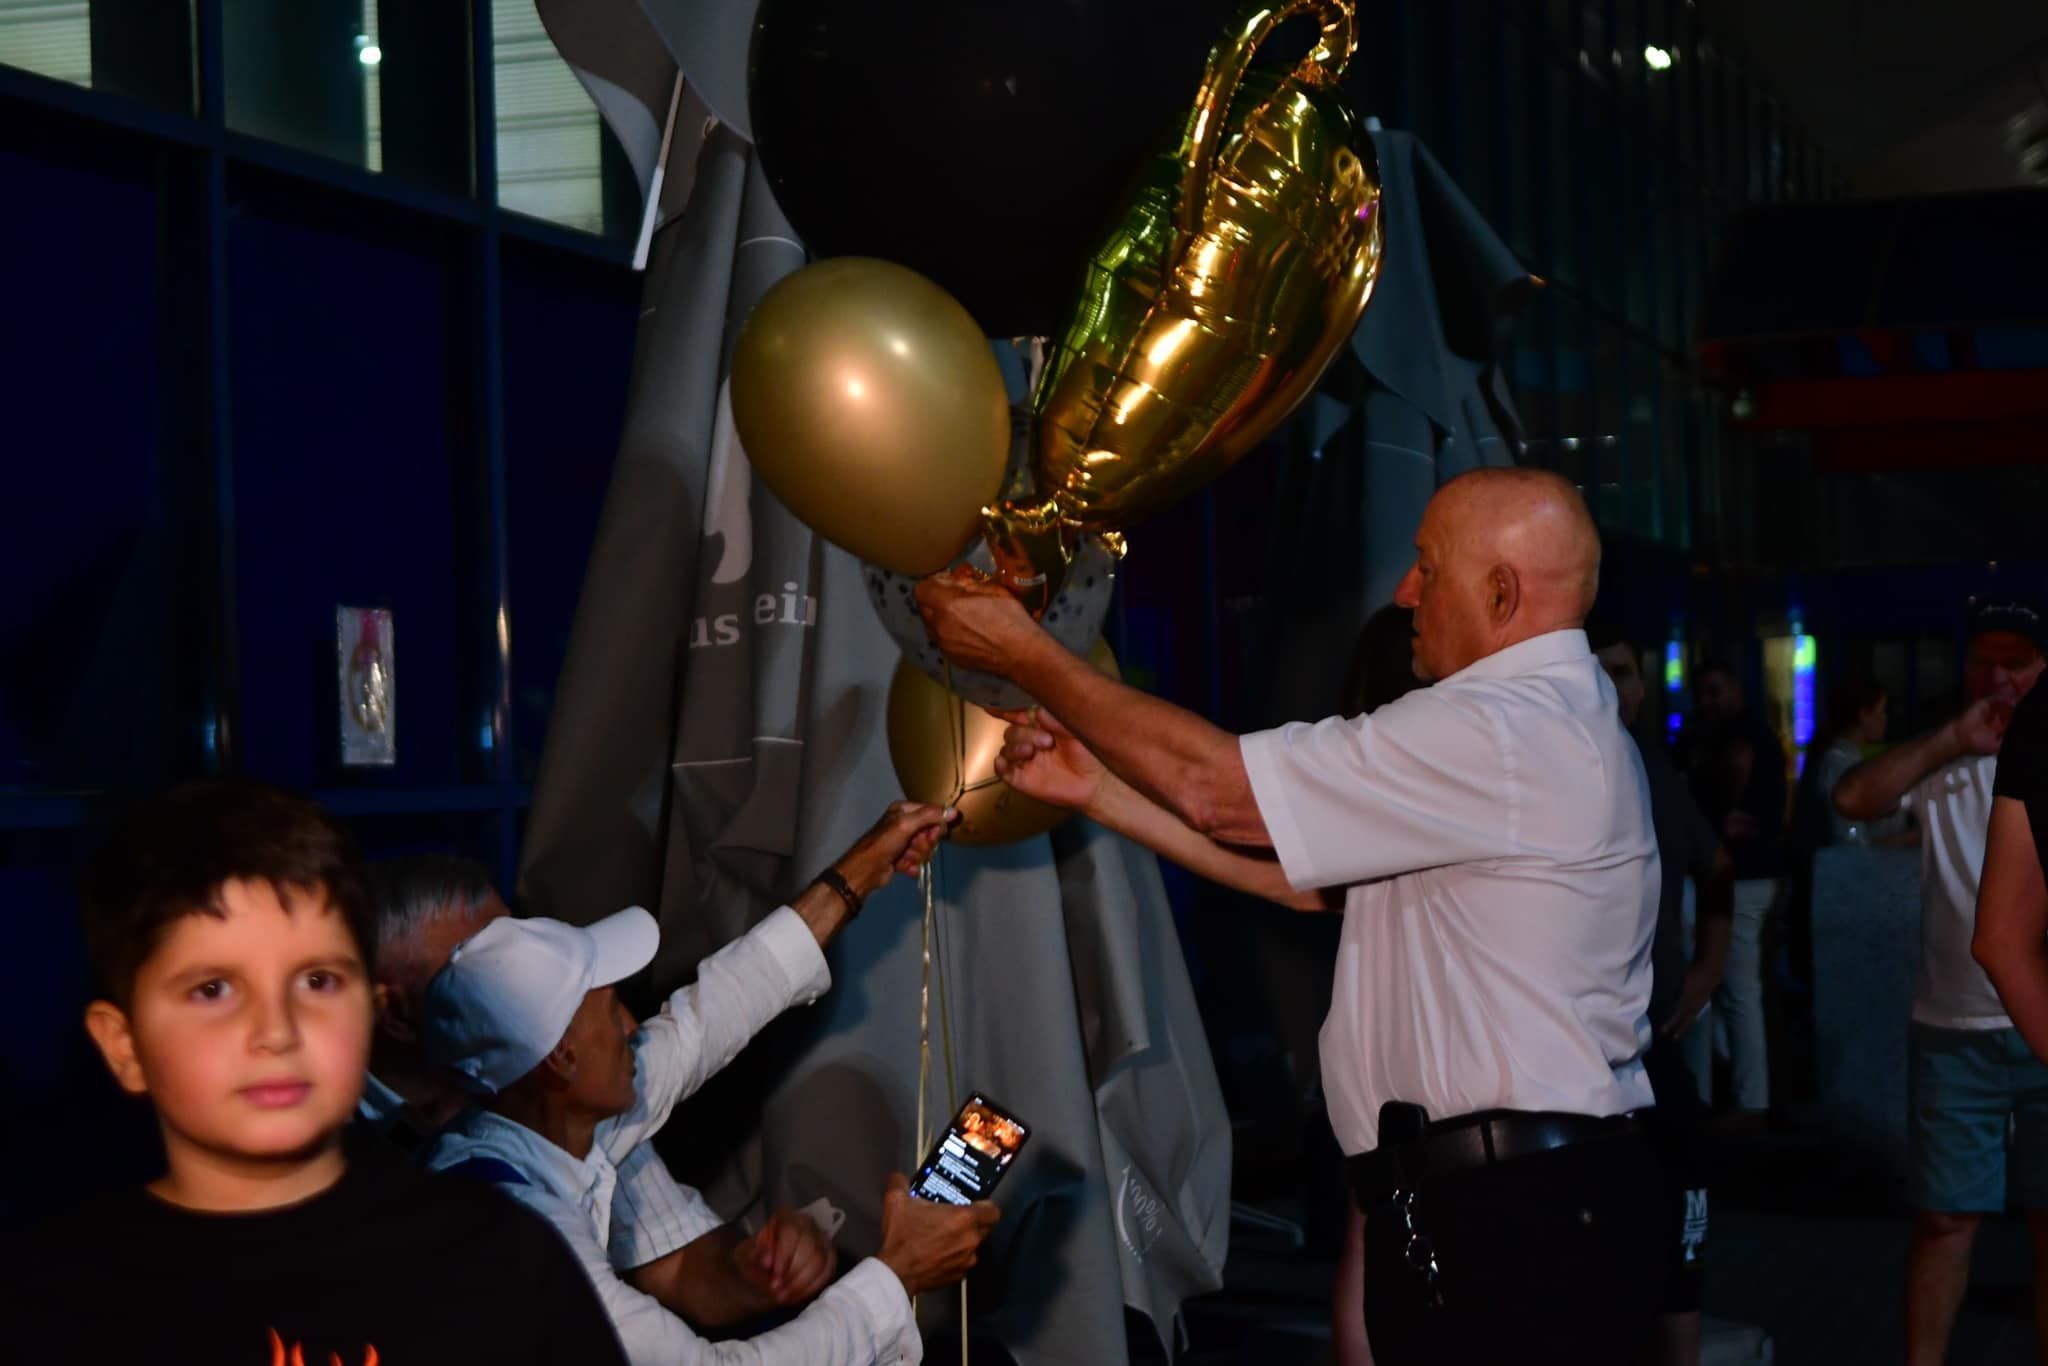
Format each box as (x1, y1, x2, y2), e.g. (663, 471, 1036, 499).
(82, 780, 373, 1008)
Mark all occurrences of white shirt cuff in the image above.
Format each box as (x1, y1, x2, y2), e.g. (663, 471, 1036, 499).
(1240, 728, 1317, 891)
(830, 1257, 922, 1365)
(752, 905, 834, 1006)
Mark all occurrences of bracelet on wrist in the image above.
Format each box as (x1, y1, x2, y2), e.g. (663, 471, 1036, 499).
(813, 867, 864, 918)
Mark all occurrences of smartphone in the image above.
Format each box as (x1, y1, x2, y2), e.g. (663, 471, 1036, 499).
(909, 1091, 1031, 1205)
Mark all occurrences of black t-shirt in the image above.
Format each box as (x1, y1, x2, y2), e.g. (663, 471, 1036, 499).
(1634, 729, 1724, 1022)
(0, 1144, 628, 1366)
(1995, 686, 2048, 877)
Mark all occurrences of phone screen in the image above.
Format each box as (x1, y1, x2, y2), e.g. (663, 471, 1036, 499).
(909, 1091, 1031, 1205)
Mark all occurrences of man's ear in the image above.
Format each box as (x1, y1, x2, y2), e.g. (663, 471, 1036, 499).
(374, 982, 417, 1044)
(540, 1039, 578, 1087)
(1488, 564, 1521, 626)
(83, 1001, 147, 1096)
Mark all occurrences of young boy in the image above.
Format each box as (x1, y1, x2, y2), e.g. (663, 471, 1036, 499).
(0, 780, 627, 1365)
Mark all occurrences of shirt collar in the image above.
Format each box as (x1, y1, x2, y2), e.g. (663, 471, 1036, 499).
(1444, 627, 1591, 684)
(448, 1108, 615, 1205)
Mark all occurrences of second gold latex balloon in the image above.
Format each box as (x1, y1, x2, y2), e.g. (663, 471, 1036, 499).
(1027, 0, 1384, 532)
(887, 641, 1120, 846)
(730, 258, 1011, 576)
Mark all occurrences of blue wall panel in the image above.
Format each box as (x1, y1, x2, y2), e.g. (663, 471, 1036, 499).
(226, 206, 466, 788)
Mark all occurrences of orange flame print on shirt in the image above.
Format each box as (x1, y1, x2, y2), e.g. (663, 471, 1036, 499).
(267, 1327, 380, 1366)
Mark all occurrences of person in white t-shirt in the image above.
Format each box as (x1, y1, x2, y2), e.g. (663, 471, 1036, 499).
(1833, 596, 2046, 1366)
(915, 467, 1663, 1365)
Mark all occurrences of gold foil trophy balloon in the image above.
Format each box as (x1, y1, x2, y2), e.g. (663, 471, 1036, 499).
(987, 0, 1382, 588)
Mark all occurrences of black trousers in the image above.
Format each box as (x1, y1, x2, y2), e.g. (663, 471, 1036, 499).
(1359, 1129, 1666, 1365)
(1643, 1035, 1711, 1314)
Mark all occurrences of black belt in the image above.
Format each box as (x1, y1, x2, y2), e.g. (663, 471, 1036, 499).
(1349, 1106, 1645, 1206)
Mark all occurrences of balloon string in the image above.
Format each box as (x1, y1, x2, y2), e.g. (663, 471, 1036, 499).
(914, 851, 970, 1364)
(912, 861, 932, 1320)
(930, 849, 966, 1366)
(940, 660, 970, 807)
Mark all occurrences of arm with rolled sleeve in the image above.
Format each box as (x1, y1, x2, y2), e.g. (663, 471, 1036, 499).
(600, 906, 831, 1160)
(510, 1180, 920, 1366)
(1241, 688, 1518, 889)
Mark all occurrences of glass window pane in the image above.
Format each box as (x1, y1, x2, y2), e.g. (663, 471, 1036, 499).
(492, 0, 634, 237)
(1672, 0, 1697, 169)
(1552, 294, 1595, 494)
(223, 0, 473, 194)
(1452, 0, 1497, 223)
(225, 191, 477, 789)
(0, 0, 193, 111)
(1546, 59, 1578, 286)
(1622, 129, 1654, 332)
(1511, 284, 1563, 470)
(503, 242, 638, 779)
(1642, 0, 1675, 147)
(1401, 0, 1446, 155)
(1626, 343, 1663, 539)
(1581, 95, 1620, 313)
(1615, 0, 1644, 110)
(1592, 321, 1624, 526)
(1501, 18, 1540, 265)
(0, 131, 186, 788)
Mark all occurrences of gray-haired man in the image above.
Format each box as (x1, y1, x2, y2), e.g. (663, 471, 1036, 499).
(365, 856, 838, 1329)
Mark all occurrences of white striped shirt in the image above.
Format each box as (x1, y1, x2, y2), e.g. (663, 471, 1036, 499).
(359, 1073, 719, 1269)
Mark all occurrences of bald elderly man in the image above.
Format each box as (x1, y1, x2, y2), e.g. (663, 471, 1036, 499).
(916, 468, 1663, 1364)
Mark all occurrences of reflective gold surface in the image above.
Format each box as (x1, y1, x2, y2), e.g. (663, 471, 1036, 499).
(730, 258, 1011, 576)
(1026, 0, 1382, 531)
(887, 641, 1119, 846)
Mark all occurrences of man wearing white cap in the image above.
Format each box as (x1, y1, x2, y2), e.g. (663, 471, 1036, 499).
(423, 802, 999, 1366)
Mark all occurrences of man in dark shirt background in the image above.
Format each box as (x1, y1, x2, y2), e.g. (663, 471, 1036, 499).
(1593, 620, 1735, 1366)
(1679, 660, 1788, 1119)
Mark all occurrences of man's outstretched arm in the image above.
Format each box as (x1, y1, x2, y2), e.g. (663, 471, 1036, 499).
(918, 571, 1270, 845)
(988, 706, 1330, 909)
(1835, 699, 2006, 820)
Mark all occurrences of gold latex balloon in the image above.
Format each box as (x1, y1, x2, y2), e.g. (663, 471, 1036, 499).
(887, 641, 1120, 846)
(1023, 0, 1383, 532)
(730, 258, 1011, 576)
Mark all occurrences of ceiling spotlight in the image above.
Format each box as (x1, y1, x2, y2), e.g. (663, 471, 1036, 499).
(358, 43, 382, 66)
(1643, 45, 1674, 71)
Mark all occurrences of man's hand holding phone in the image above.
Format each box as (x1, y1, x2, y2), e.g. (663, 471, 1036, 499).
(876, 1173, 1000, 1298)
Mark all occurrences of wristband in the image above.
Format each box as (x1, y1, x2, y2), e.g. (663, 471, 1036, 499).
(814, 867, 864, 918)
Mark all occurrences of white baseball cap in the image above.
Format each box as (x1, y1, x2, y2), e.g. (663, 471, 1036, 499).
(422, 906, 659, 1096)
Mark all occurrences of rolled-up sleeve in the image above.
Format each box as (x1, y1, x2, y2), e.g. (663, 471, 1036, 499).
(1241, 689, 1519, 889)
(601, 906, 831, 1160)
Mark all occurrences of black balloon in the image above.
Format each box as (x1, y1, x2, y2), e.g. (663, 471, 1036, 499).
(749, 0, 1238, 340)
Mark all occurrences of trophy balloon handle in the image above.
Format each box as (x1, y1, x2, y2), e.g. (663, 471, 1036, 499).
(1176, 1, 1359, 242)
(977, 495, 1073, 620)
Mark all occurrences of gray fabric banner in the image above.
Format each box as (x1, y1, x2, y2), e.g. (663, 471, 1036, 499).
(518, 100, 1228, 1366)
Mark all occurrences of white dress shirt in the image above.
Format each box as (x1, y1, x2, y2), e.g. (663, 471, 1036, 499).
(1901, 755, 2008, 1031)
(1241, 628, 1659, 1154)
(359, 1072, 720, 1270)
(429, 907, 921, 1366)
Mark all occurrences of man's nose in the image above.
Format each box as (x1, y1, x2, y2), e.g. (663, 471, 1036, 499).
(1392, 567, 1422, 609)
